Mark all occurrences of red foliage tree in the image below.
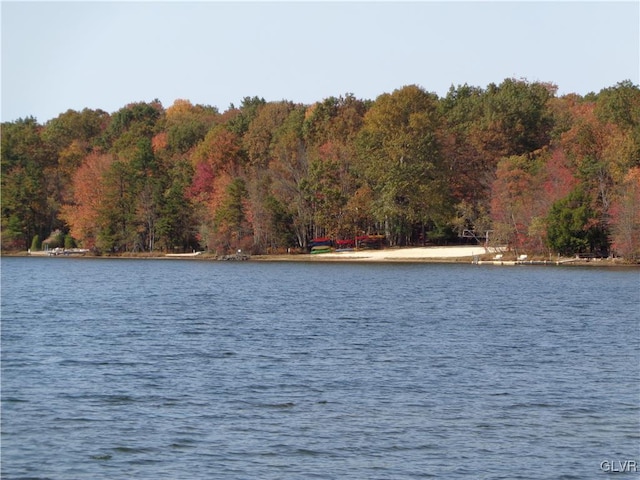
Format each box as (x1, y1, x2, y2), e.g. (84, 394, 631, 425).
(490, 154, 548, 253)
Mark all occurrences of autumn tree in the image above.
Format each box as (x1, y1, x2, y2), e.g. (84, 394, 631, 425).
(103, 101, 163, 145)
(129, 137, 163, 251)
(244, 101, 294, 168)
(440, 83, 489, 206)
(595, 80, 640, 164)
(556, 98, 634, 251)
(301, 143, 351, 239)
(301, 95, 369, 240)
(226, 96, 266, 136)
(443, 80, 554, 200)
(83, 100, 171, 252)
(478, 79, 555, 158)
(356, 85, 449, 245)
(165, 99, 218, 154)
(188, 124, 245, 251)
(269, 105, 313, 247)
(1, 117, 53, 248)
(609, 167, 640, 260)
(490, 154, 546, 253)
(42, 109, 110, 209)
(59, 152, 114, 249)
(243, 101, 298, 251)
(42, 108, 108, 152)
(213, 178, 251, 253)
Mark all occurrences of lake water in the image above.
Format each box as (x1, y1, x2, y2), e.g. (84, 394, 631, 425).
(1, 257, 638, 479)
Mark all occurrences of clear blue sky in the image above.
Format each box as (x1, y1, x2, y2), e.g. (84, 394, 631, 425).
(1, 1, 638, 123)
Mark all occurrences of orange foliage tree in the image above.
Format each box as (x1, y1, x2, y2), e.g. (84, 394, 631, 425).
(59, 152, 114, 249)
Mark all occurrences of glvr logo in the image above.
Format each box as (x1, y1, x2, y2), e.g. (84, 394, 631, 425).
(600, 460, 638, 473)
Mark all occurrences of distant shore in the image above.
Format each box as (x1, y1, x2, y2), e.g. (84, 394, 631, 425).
(7, 245, 637, 267)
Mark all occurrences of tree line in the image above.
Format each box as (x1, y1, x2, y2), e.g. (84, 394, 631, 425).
(2, 79, 639, 260)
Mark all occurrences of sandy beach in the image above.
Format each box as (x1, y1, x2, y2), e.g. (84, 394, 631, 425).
(317, 245, 488, 261)
(252, 245, 492, 262)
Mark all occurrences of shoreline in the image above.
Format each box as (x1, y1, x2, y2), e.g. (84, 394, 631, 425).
(6, 245, 637, 267)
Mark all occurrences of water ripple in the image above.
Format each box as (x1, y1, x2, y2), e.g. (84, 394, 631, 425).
(1, 258, 638, 479)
